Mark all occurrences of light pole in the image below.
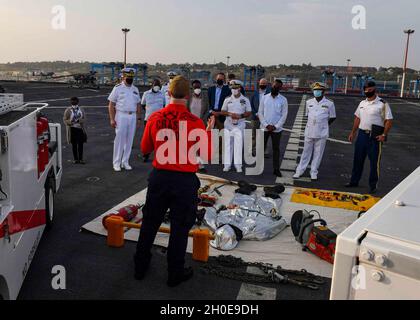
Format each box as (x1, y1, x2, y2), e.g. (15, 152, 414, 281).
(226, 56, 230, 74)
(400, 29, 415, 98)
(122, 28, 130, 67)
(344, 59, 351, 94)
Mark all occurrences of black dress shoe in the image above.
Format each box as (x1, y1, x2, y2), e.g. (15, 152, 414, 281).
(345, 183, 358, 188)
(167, 267, 194, 287)
(369, 187, 378, 195)
(274, 170, 282, 177)
(142, 154, 150, 163)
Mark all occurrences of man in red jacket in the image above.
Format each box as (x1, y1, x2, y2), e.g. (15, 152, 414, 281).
(135, 76, 215, 287)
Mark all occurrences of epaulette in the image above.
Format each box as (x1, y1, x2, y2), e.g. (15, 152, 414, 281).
(379, 98, 387, 104)
(115, 83, 122, 87)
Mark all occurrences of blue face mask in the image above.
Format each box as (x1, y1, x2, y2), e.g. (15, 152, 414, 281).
(313, 90, 323, 98)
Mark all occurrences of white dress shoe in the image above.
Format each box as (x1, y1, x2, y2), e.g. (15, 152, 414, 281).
(311, 174, 318, 181)
(223, 167, 231, 172)
(235, 166, 242, 173)
(122, 164, 133, 170)
(293, 173, 301, 179)
(113, 166, 121, 172)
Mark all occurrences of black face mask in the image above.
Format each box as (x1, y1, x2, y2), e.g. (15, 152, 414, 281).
(216, 79, 224, 86)
(271, 87, 280, 96)
(365, 90, 376, 98)
(260, 85, 267, 90)
(125, 78, 134, 85)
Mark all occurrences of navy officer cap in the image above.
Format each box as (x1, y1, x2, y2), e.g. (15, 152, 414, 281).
(364, 80, 376, 89)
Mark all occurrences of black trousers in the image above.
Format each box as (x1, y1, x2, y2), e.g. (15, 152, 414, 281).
(264, 131, 282, 171)
(143, 121, 150, 158)
(350, 130, 383, 189)
(135, 168, 200, 274)
(70, 127, 84, 161)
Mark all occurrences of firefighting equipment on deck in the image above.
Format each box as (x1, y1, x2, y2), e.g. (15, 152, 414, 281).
(291, 188, 380, 211)
(291, 210, 337, 264)
(198, 194, 217, 207)
(102, 203, 143, 229)
(202, 255, 325, 290)
(105, 215, 215, 262)
(205, 193, 287, 250)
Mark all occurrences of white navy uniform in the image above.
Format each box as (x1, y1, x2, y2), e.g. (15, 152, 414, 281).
(161, 83, 170, 106)
(295, 96, 336, 178)
(221, 94, 252, 169)
(108, 82, 140, 168)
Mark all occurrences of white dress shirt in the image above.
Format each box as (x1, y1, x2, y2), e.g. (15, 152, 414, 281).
(214, 86, 223, 110)
(355, 96, 393, 131)
(258, 93, 288, 133)
(141, 89, 165, 121)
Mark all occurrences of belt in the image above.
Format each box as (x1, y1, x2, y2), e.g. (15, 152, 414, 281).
(360, 129, 371, 135)
(153, 168, 196, 176)
(117, 110, 136, 115)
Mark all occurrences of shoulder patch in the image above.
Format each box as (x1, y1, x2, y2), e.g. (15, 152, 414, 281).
(115, 84, 122, 87)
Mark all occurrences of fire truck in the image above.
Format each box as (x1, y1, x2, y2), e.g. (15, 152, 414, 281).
(0, 94, 62, 300)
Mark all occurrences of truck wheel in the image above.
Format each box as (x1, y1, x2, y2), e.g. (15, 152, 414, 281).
(45, 182, 55, 230)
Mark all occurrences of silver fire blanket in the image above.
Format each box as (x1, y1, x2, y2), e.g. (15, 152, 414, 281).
(205, 194, 288, 250)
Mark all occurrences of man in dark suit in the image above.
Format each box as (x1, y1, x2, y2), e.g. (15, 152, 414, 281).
(208, 72, 231, 129)
(250, 78, 270, 155)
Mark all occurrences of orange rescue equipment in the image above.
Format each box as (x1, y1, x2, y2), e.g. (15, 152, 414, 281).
(105, 216, 214, 262)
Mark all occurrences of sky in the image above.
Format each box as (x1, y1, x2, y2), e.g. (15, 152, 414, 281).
(1, 0, 419, 69)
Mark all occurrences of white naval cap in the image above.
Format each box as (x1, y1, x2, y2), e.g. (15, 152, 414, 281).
(121, 68, 135, 77)
(167, 70, 179, 77)
(229, 79, 244, 88)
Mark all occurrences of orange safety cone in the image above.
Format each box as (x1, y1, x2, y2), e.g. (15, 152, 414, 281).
(106, 216, 125, 247)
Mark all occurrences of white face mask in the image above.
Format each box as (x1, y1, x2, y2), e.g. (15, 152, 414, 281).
(153, 86, 160, 92)
(231, 89, 240, 96)
(194, 88, 201, 95)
